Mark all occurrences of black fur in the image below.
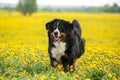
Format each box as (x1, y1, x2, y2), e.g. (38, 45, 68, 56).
(46, 19, 85, 72)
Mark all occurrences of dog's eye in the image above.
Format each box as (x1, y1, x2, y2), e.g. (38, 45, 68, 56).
(58, 26, 62, 31)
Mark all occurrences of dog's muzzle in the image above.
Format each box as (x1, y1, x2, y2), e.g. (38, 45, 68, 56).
(53, 32, 60, 41)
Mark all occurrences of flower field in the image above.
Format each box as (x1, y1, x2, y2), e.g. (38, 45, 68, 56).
(0, 10, 120, 80)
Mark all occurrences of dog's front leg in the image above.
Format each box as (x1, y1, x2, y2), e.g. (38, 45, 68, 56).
(61, 56, 69, 72)
(49, 56, 58, 68)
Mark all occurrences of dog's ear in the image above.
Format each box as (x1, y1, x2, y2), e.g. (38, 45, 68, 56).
(46, 19, 57, 30)
(46, 22, 51, 30)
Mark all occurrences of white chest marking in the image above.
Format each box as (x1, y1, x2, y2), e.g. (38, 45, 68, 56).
(51, 42, 66, 62)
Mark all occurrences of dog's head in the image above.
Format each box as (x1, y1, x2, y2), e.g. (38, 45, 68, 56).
(46, 19, 73, 42)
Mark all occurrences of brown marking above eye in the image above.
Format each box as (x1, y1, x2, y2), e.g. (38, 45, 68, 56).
(58, 26, 61, 28)
(53, 26, 57, 29)
(60, 32, 66, 42)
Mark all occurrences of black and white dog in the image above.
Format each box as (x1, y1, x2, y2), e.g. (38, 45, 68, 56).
(46, 19, 85, 72)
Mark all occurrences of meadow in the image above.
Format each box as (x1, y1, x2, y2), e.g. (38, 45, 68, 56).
(0, 10, 120, 80)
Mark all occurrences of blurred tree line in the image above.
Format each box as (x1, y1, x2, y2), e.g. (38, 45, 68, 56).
(102, 3, 120, 13)
(0, 1, 120, 16)
(46, 3, 120, 13)
(81, 3, 120, 13)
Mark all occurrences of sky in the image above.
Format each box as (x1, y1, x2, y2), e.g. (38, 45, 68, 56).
(0, 0, 120, 7)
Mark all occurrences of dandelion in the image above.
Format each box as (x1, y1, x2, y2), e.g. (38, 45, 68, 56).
(70, 68, 74, 72)
(22, 70, 27, 76)
(39, 75, 46, 80)
(113, 76, 117, 80)
(70, 66, 74, 72)
(11, 52, 14, 56)
(85, 78, 91, 80)
(6, 57, 10, 61)
(112, 73, 116, 76)
(61, 71, 65, 75)
(51, 75, 56, 79)
(58, 65, 61, 69)
(108, 73, 112, 78)
(34, 74, 39, 78)
(73, 74, 79, 79)
(0, 77, 3, 80)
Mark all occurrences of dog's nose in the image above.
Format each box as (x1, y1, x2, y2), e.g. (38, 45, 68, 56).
(54, 32, 58, 37)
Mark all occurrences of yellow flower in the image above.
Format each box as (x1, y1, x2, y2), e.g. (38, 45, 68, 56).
(6, 57, 10, 61)
(112, 73, 116, 76)
(113, 76, 117, 80)
(0, 76, 4, 80)
(39, 75, 46, 80)
(70, 66, 74, 72)
(61, 71, 65, 75)
(22, 70, 27, 76)
(108, 73, 112, 78)
(72, 74, 79, 80)
(70, 68, 74, 72)
(74, 74, 79, 78)
(70, 66, 73, 72)
(11, 52, 14, 56)
(34, 74, 38, 78)
(70, 66, 73, 69)
(85, 78, 91, 80)
(58, 65, 61, 70)
(51, 75, 56, 79)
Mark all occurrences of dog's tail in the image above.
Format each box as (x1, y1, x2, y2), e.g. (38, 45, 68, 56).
(72, 19, 85, 58)
(72, 19, 82, 36)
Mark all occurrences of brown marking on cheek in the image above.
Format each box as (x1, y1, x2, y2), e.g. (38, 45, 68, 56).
(60, 32, 66, 41)
(50, 32, 54, 41)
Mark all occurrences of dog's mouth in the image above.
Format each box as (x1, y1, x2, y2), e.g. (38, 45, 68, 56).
(50, 32, 66, 42)
(53, 36, 60, 41)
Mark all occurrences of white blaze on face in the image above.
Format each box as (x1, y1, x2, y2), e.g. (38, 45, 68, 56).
(53, 22, 60, 38)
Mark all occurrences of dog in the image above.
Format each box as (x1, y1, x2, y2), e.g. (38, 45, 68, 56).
(46, 19, 85, 72)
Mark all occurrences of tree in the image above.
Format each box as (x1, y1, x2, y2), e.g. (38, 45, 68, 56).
(102, 4, 110, 12)
(17, 0, 37, 16)
(111, 3, 120, 13)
